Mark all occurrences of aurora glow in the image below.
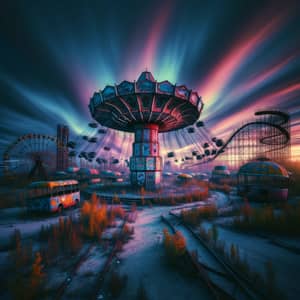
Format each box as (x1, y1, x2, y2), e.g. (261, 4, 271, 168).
(0, 0, 300, 161)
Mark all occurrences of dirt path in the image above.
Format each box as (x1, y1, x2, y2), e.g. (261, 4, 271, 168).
(115, 207, 215, 300)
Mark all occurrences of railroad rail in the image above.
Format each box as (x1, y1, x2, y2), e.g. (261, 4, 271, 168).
(161, 215, 229, 300)
(54, 244, 94, 300)
(165, 212, 266, 300)
(54, 212, 129, 300)
(91, 217, 128, 300)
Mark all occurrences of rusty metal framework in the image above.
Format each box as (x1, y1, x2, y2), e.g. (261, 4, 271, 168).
(56, 124, 69, 171)
(2, 133, 58, 178)
(217, 110, 291, 169)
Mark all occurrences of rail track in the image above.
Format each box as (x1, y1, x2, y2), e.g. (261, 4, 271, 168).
(162, 212, 266, 300)
(54, 211, 130, 300)
(54, 243, 94, 300)
(161, 215, 231, 300)
(91, 216, 128, 300)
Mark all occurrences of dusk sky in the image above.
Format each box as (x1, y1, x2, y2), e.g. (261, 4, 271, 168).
(1, 0, 300, 161)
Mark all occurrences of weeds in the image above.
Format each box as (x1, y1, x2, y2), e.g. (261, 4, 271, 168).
(233, 201, 300, 236)
(6, 192, 128, 299)
(8, 232, 46, 300)
(152, 182, 209, 205)
(163, 228, 186, 264)
(107, 271, 127, 298)
(180, 205, 217, 226)
(197, 224, 285, 299)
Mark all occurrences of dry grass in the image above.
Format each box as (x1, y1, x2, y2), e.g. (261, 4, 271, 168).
(163, 228, 186, 263)
(5, 192, 127, 299)
(181, 205, 217, 226)
(233, 201, 300, 236)
(197, 224, 285, 299)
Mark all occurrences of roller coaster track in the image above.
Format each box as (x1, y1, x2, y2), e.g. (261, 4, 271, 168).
(254, 111, 290, 154)
(188, 110, 290, 167)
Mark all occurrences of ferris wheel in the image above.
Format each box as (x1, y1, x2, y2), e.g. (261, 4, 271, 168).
(2, 133, 58, 178)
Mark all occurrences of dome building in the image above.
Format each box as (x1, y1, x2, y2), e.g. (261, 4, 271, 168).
(237, 160, 289, 201)
(210, 165, 230, 184)
(177, 173, 193, 183)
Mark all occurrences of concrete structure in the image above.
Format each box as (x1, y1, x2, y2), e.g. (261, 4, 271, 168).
(89, 71, 203, 189)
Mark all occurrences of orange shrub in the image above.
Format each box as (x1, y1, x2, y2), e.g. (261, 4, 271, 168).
(80, 194, 108, 239)
(163, 228, 186, 262)
(181, 204, 217, 225)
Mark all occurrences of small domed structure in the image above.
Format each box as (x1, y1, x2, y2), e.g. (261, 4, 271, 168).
(237, 160, 289, 201)
(66, 167, 80, 173)
(100, 170, 123, 182)
(163, 172, 172, 177)
(210, 165, 230, 184)
(195, 172, 209, 181)
(78, 168, 99, 175)
(177, 173, 193, 181)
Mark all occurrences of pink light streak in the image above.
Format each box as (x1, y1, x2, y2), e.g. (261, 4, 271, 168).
(212, 81, 300, 135)
(124, 0, 173, 79)
(141, 2, 172, 70)
(226, 54, 297, 100)
(198, 10, 289, 107)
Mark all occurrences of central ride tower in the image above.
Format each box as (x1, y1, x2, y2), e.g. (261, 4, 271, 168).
(130, 123, 161, 187)
(89, 71, 203, 189)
